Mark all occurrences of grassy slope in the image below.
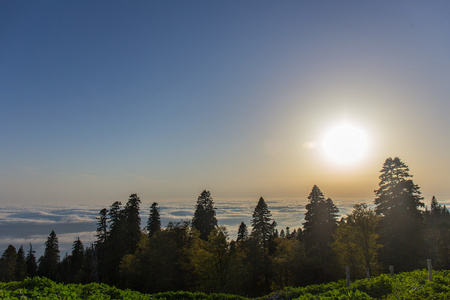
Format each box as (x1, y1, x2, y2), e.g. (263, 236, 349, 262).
(0, 269, 449, 299)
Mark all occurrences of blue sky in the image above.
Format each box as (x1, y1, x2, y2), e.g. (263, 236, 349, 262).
(1, 0, 450, 208)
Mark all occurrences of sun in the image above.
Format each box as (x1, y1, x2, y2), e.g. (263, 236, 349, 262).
(321, 123, 369, 165)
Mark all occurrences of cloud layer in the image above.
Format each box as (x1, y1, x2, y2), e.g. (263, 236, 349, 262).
(0, 197, 406, 257)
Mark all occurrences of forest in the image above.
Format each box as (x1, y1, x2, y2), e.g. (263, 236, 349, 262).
(0, 157, 449, 297)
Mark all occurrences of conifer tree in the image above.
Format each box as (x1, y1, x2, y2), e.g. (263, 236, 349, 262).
(285, 227, 291, 238)
(374, 157, 425, 271)
(15, 245, 27, 281)
(26, 243, 37, 277)
(236, 222, 248, 242)
(98, 201, 125, 283)
(0, 245, 17, 282)
(434, 221, 450, 269)
(38, 230, 60, 280)
(430, 196, 449, 216)
(96, 208, 108, 244)
(70, 238, 85, 282)
(124, 193, 142, 254)
(108, 201, 123, 229)
(147, 202, 161, 237)
(246, 198, 276, 296)
(99, 195, 141, 284)
(250, 197, 275, 249)
(303, 186, 339, 253)
(375, 157, 423, 216)
(424, 196, 450, 269)
(83, 245, 97, 283)
(302, 185, 339, 282)
(192, 190, 217, 240)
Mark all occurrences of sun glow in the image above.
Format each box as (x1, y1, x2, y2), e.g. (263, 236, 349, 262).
(321, 123, 369, 165)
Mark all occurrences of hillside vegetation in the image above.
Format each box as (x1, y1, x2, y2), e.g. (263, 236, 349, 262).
(0, 269, 449, 299)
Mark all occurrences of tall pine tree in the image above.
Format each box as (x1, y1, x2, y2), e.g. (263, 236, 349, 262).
(123, 194, 142, 255)
(303, 185, 339, 282)
(0, 245, 17, 282)
(15, 245, 27, 281)
(250, 197, 275, 249)
(26, 243, 37, 277)
(70, 238, 85, 282)
(147, 202, 161, 237)
(99, 195, 142, 284)
(192, 190, 217, 240)
(303, 186, 339, 253)
(374, 157, 425, 271)
(424, 196, 450, 269)
(38, 230, 60, 280)
(237, 222, 248, 243)
(96, 208, 108, 244)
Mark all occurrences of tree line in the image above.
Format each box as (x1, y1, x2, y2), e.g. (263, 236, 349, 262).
(0, 157, 449, 297)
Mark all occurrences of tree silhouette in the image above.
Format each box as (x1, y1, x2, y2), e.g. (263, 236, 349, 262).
(109, 201, 122, 224)
(424, 196, 450, 269)
(123, 194, 142, 254)
(247, 197, 276, 295)
(250, 197, 275, 249)
(147, 202, 161, 237)
(236, 222, 248, 243)
(15, 245, 27, 281)
(25, 243, 37, 277)
(70, 238, 85, 282)
(303, 185, 339, 282)
(38, 230, 60, 280)
(374, 157, 425, 271)
(99, 195, 142, 284)
(192, 190, 217, 240)
(96, 208, 108, 244)
(0, 245, 17, 282)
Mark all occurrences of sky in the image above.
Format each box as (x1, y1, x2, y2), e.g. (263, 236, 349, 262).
(1, 1, 450, 253)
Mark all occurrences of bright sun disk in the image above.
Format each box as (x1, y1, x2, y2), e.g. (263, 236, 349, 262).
(321, 123, 368, 165)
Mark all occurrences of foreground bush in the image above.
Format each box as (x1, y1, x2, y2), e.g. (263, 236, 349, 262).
(260, 269, 450, 299)
(0, 277, 246, 299)
(0, 269, 449, 299)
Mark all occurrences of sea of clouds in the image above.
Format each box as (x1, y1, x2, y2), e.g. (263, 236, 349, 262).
(1, 197, 445, 258)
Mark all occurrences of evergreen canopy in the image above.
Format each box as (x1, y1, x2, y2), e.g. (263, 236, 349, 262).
(192, 190, 217, 240)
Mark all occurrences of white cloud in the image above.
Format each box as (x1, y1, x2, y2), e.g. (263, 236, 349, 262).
(0, 199, 367, 257)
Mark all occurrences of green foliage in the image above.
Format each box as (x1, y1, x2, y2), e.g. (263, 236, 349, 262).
(270, 237, 307, 290)
(258, 269, 450, 300)
(152, 290, 247, 299)
(0, 276, 247, 299)
(0, 269, 449, 299)
(332, 203, 381, 279)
